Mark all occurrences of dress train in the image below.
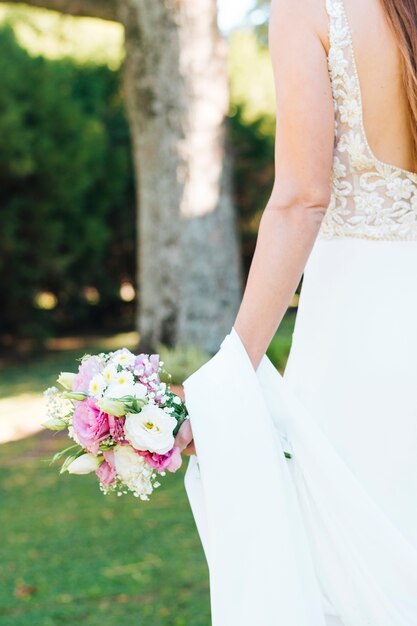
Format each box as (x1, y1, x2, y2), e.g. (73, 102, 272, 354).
(183, 327, 417, 626)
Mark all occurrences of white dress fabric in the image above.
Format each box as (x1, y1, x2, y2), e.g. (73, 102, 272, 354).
(182, 1, 417, 625)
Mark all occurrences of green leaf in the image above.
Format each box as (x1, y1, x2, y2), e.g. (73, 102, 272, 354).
(50, 443, 82, 465)
(60, 448, 86, 474)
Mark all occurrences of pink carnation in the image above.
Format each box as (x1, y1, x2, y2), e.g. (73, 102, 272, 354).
(72, 356, 103, 393)
(108, 414, 126, 443)
(73, 398, 110, 454)
(137, 446, 182, 473)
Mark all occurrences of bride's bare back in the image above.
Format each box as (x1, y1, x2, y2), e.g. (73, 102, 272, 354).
(319, 0, 415, 173)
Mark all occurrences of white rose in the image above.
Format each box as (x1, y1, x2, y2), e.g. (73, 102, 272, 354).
(113, 444, 143, 478)
(105, 382, 147, 400)
(113, 444, 153, 497)
(124, 404, 177, 454)
(57, 372, 77, 390)
(67, 453, 101, 474)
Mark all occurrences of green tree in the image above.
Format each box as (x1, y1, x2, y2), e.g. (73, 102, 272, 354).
(3, 0, 243, 354)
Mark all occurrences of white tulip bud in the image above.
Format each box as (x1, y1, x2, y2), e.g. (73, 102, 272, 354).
(57, 372, 77, 390)
(62, 391, 88, 402)
(42, 417, 67, 431)
(97, 397, 127, 417)
(67, 453, 101, 475)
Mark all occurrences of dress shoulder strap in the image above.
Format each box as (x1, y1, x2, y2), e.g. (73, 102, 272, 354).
(324, 0, 364, 135)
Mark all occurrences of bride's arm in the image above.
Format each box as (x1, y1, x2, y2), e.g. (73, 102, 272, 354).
(176, 0, 334, 454)
(234, 0, 334, 370)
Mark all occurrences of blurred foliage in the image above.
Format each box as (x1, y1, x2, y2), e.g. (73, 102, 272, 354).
(0, 25, 135, 348)
(156, 344, 212, 386)
(229, 105, 275, 275)
(266, 311, 296, 374)
(0, 10, 277, 352)
(228, 29, 275, 135)
(0, 3, 124, 67)
(250, 0, 270, 46)
(227, 29, 275, 272)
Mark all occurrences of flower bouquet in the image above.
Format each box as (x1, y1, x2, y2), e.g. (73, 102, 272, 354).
(43, 348, 188, 500)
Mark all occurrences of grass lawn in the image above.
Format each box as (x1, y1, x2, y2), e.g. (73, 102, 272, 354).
(0, 312, 296, 626)
(0, 431, 210, 626)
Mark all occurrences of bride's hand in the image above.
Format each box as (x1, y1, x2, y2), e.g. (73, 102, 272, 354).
(174, 419, 196, 456)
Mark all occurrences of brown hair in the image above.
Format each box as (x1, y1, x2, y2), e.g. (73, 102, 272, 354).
(380, 0, 417, 160)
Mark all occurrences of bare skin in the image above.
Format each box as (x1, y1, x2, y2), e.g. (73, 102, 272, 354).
(175, 0, 416, 456)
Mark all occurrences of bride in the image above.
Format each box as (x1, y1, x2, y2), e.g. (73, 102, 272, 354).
(174, 0, 417, 624)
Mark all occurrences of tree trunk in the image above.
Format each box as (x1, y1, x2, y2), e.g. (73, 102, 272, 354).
(1, 0, 243, 354)
(117, 0, 242, 354)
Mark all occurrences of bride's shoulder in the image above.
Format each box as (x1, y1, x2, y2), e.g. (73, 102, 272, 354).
(269, 0, 329, 50)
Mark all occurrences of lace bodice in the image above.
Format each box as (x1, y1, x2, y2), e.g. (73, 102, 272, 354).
(319, 0, 417, 241)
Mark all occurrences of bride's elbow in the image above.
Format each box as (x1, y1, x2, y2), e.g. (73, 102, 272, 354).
(265, 182, 331, 226)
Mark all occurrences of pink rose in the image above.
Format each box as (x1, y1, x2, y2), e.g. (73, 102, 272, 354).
(73, 398, 110, 454)
(72, 356, 103, 393)
(137, 446, 182, 473)
(96, 450, 116, 485)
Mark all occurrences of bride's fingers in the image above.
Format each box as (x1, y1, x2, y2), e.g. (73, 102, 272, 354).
(174, 419, 193, 451)
(183, 439, 196, 456)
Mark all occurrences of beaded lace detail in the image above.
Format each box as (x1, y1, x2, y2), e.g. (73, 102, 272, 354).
(319, 0, 417, 241)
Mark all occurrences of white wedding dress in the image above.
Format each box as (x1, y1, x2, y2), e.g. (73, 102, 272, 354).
(182, 1, 417, 624)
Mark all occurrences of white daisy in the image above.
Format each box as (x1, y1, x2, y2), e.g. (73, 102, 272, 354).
(111, 349, 136, 368)
(115, 370, 135, 387)
(103, 364, 118, 385)
(88, 373, 107, 398)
